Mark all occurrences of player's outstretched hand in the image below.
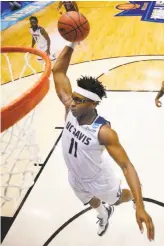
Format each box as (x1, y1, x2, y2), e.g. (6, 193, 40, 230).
(136, 207, 155, 242)
(155, 99, 162, 107)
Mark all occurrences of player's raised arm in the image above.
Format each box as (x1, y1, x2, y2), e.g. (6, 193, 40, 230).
(52, 43, 76, 111)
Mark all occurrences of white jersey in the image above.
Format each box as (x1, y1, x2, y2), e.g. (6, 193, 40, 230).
(30, 26, 47, 51)
(62, 111, 111, 182)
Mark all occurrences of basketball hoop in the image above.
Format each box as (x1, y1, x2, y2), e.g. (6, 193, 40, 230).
(1, 46, 51, 132)
(0, 47, 51, 214)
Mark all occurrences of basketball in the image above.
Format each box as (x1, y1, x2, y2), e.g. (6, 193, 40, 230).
(58, 11, 90, 42)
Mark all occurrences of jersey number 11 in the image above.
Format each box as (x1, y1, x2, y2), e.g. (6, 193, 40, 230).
(69, 138, 78, 157)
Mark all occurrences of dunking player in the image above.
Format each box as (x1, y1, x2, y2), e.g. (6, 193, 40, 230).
(57, 1, 78, 15)
(29, 16, 56, 61)
(52, 42, 154, 240)
(155, 81, 164, 107)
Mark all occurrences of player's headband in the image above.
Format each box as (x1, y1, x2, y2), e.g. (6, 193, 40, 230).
(73, 87, 101, 102)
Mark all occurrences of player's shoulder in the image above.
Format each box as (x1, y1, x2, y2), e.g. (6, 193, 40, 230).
(99, 121, 112, 135)
(98, 123, 118, 145)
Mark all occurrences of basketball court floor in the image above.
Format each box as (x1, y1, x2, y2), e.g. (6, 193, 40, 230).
(1, 1, 164, 245)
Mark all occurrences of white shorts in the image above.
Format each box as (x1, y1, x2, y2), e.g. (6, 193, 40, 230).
(68, 171, 122, 205)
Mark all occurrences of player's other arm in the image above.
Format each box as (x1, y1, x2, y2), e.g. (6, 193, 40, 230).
(52, 45, 74, 115)
(99, 125, 144, 208)
(31, 37, 36, 48)
(155, 81, 164, 107)
(40, 28, 51, 55)
(98, 124, 154, 241)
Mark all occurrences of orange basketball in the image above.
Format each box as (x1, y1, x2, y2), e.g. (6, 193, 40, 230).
(58, 11, 90, 42)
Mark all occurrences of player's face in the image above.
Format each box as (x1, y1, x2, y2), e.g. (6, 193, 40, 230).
(30, 19, 38, 29)
(71, 92, 95, 118)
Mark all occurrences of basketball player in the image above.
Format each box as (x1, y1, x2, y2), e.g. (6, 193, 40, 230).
(155, 81, 164, 107)
(52, 42, 154, 240)
(57, 1, 79, 15)
(29, 16, 56, 61)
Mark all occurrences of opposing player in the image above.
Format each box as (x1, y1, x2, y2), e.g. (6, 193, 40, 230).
(57, 1, 79, 15)
(155, 81, 164, 107)
(52, 42, 154, 240)
(29, 16, 56, 61)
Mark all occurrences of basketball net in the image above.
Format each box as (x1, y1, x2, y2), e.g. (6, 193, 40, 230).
(1, 47, 51, 215)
